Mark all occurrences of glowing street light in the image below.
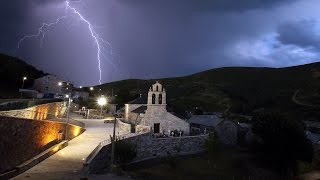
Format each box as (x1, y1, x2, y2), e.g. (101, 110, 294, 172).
(97, 96, 107, 118)
(58, 82, 63, 86)
(20, 76, 27, 99)
(79, 86, 83, 89)
(90, 87, 94, 91)
(65, 94, 71, 140)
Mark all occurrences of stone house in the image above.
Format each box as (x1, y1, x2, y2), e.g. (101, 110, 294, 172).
(215, 119, 251, 146)
(124, 81, 190, 135)
(187, 114, 223, 134)
(32, 75, 73, 97)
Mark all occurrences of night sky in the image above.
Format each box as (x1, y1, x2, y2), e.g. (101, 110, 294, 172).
(0, 0, 320, 86)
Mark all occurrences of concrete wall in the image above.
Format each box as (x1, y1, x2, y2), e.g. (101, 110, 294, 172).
(88, 133, 209, 173)
(0, 102, 65, 120)
(0, 116, 85, 174)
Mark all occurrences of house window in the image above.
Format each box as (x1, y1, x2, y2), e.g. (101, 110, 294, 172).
(159, 94, 162, 104)
(156, 85, 159, 91)
(152, 94, 156, 104)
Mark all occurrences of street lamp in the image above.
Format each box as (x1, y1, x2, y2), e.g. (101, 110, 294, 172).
(20, 76, 27, 99)
(97, 96, 107, 118)
(65, 94, 71, 140)
(110, 111, 117, 168)
(90, 87, 94, 91)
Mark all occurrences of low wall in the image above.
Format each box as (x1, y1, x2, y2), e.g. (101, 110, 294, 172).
(136, 125, 150, 134)
(88, 133, 209, 173)
(0, 102, 66, 120)
(0, 116, 85, 174)
(117, 119, 131, 134)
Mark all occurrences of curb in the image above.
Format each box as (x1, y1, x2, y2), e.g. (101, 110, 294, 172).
(0, 141, 68, 180)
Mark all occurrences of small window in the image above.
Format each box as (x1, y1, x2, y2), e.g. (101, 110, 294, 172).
(159, 94, 162, 104)
(152, 94, 156, 104)
(156, 85, 159, 91)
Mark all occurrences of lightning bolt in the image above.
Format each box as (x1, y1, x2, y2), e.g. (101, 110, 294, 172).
(17, 0, 114, 85)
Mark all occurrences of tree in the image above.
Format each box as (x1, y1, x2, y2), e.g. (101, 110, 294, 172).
(251, 112, 314, 178)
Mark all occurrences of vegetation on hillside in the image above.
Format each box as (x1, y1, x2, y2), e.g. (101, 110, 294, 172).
(0, 53, 46, 98)
(93, 62, 320, 120)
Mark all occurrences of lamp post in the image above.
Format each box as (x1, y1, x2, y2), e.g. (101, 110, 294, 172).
(20, 76, 27, 99)
(97, 96, 107, 118)
(110, 113, 117, 167)
(65, 94, 71, 141)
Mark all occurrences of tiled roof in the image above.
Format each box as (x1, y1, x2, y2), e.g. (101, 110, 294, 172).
(126, 96, 147, 104)
(131, 106, 147, 113)
(187, 115, 223, 127)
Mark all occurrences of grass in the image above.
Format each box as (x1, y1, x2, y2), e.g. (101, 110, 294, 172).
(92, 62, 320, 119)
(298, 151, 320, 175)
(126, 148, 276, 180)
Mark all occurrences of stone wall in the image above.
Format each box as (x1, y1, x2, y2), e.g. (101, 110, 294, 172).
(135, 125, 150, 134)
(125, 104, 142, 122)
(141, 106, 190, 135)
(0, 102, 65, 120)
(117, 119, 131, 134)
(88, 133, 209, 173)
(215, 120, 237, 146)
(0, 116, 85, 174)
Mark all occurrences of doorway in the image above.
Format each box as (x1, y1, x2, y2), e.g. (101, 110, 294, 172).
(154, 123, 160, 133)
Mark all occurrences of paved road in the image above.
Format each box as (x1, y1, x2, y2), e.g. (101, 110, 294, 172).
(12, 116, 129, 180)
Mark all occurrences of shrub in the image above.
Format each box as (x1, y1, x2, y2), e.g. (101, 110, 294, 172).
(114, 139, 137, 164)
(204, 132, 220, 153)
(251, 112, 314, 178)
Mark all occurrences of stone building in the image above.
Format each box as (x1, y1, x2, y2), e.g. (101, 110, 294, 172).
(187, 114, 223, 134)
(32, 75, 73, 96)
(124, 81, 189, 135)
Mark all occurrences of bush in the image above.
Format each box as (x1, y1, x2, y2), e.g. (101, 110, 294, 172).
(251, 112, 314, 178)
(204, 132, 220, 153)
(114, 138, 137, 164)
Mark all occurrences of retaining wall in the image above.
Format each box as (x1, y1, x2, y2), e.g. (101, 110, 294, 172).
(0, 102, 66, 120)
(88, 133, 209, 173)
(0, 116, 85, 174)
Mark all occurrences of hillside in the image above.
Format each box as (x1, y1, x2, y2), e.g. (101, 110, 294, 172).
(0, 54, 46, 98)
(93, 62, 320, 120)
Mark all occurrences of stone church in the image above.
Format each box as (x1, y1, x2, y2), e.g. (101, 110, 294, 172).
(124, 81, 189, 134)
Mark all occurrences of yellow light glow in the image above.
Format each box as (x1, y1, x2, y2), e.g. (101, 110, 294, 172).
(73, 127, 81, 137)
(52, 146, 60, 152)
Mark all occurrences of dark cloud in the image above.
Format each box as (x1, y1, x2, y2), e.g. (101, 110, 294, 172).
(277, 20, 320, 50)
(119, 0, 297, 13)
(0, 0, 319, 85)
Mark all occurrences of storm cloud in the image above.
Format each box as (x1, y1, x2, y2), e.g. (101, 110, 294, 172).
(0, 0, 319, 86)
(277, 20, 320, 50)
